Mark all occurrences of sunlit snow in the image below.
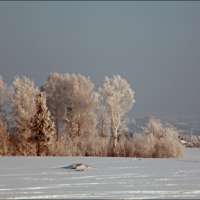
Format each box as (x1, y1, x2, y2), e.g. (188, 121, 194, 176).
(0, 148, 200, 199)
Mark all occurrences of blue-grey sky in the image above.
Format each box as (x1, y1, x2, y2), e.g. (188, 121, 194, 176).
(0, 1, 200, 113)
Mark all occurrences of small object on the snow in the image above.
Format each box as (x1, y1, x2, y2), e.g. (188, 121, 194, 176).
(64, 163, 96, 171)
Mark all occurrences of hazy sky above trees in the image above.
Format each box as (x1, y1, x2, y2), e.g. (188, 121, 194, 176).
(0, 1, 200, 113)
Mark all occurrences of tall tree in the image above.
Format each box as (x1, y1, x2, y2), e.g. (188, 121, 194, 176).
(64, 73, 99, 139)
(9, 76, 39, 155)
(0, 115, 8, 156)
(42, 72, 66, 141)
(0, 75, 12, 154)
(99, 75, 135, 149)
(32, 92, 55, 156)
(0, 75, 12, 118)
(43, 73, 99, 141)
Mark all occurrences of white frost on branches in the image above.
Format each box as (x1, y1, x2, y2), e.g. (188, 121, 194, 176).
(99, 75, 135, 148)
(43, 72, 99, 140)
(32, 92, 55, 156)
(10, 76, 39, 135)
(0, 75, 12, 117)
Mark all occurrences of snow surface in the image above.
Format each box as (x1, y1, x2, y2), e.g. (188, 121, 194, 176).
(0, 148, 200, 199)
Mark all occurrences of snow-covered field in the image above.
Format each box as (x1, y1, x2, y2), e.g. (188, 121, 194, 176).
(0, 148, 200, 199)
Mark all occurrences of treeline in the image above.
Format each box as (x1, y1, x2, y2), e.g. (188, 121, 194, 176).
(0, 73, 184, 158)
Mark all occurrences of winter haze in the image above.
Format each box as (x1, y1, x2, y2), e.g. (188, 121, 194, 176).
(0, 1, 200, 114)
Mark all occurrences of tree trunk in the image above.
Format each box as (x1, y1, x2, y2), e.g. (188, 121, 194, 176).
(0, 133, 6, 156)
(100, 120, 104, 157)
(111, 119, 114, 142)
(70, 120, 74, 143)
(56, 120, 59, 141)
(55, 102, 59, 142)
(111, 119, 117, 153)
(101, 120, 104, 138)
(36, 140, 40, 156)
(77, 123, 80, 139)
(113, 129, 118, 155)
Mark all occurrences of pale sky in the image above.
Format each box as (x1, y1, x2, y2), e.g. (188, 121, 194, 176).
(0, 1, 200, 113)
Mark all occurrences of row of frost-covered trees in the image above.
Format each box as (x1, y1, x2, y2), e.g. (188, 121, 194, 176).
(0, 73, 185, 158)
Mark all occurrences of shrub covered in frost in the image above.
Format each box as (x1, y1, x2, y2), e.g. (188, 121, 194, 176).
(49, 121, 185, 158)
(131, 121, 185, 158)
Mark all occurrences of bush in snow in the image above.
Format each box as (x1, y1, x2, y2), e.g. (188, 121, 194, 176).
(37, 121, 185, 158)
(131, 121, 185, 158)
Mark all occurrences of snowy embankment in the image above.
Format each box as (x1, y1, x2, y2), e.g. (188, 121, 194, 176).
(0, 148, 200, 199)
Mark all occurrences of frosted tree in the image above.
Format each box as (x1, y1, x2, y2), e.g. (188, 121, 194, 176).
(141, 121, 185, 158)
(32, 92, 55, 156)
(0, 75, 12, 149)
(42, 72, 66, 141)
(0, 115, 8, 156)
(144, 120, 165, 139)
(99, 75, 135, 149)
(42, 72, 99, 154)
(0, 75, 13, 118)
(9, 76, 39, 155)
(64, 73, 99, 139)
